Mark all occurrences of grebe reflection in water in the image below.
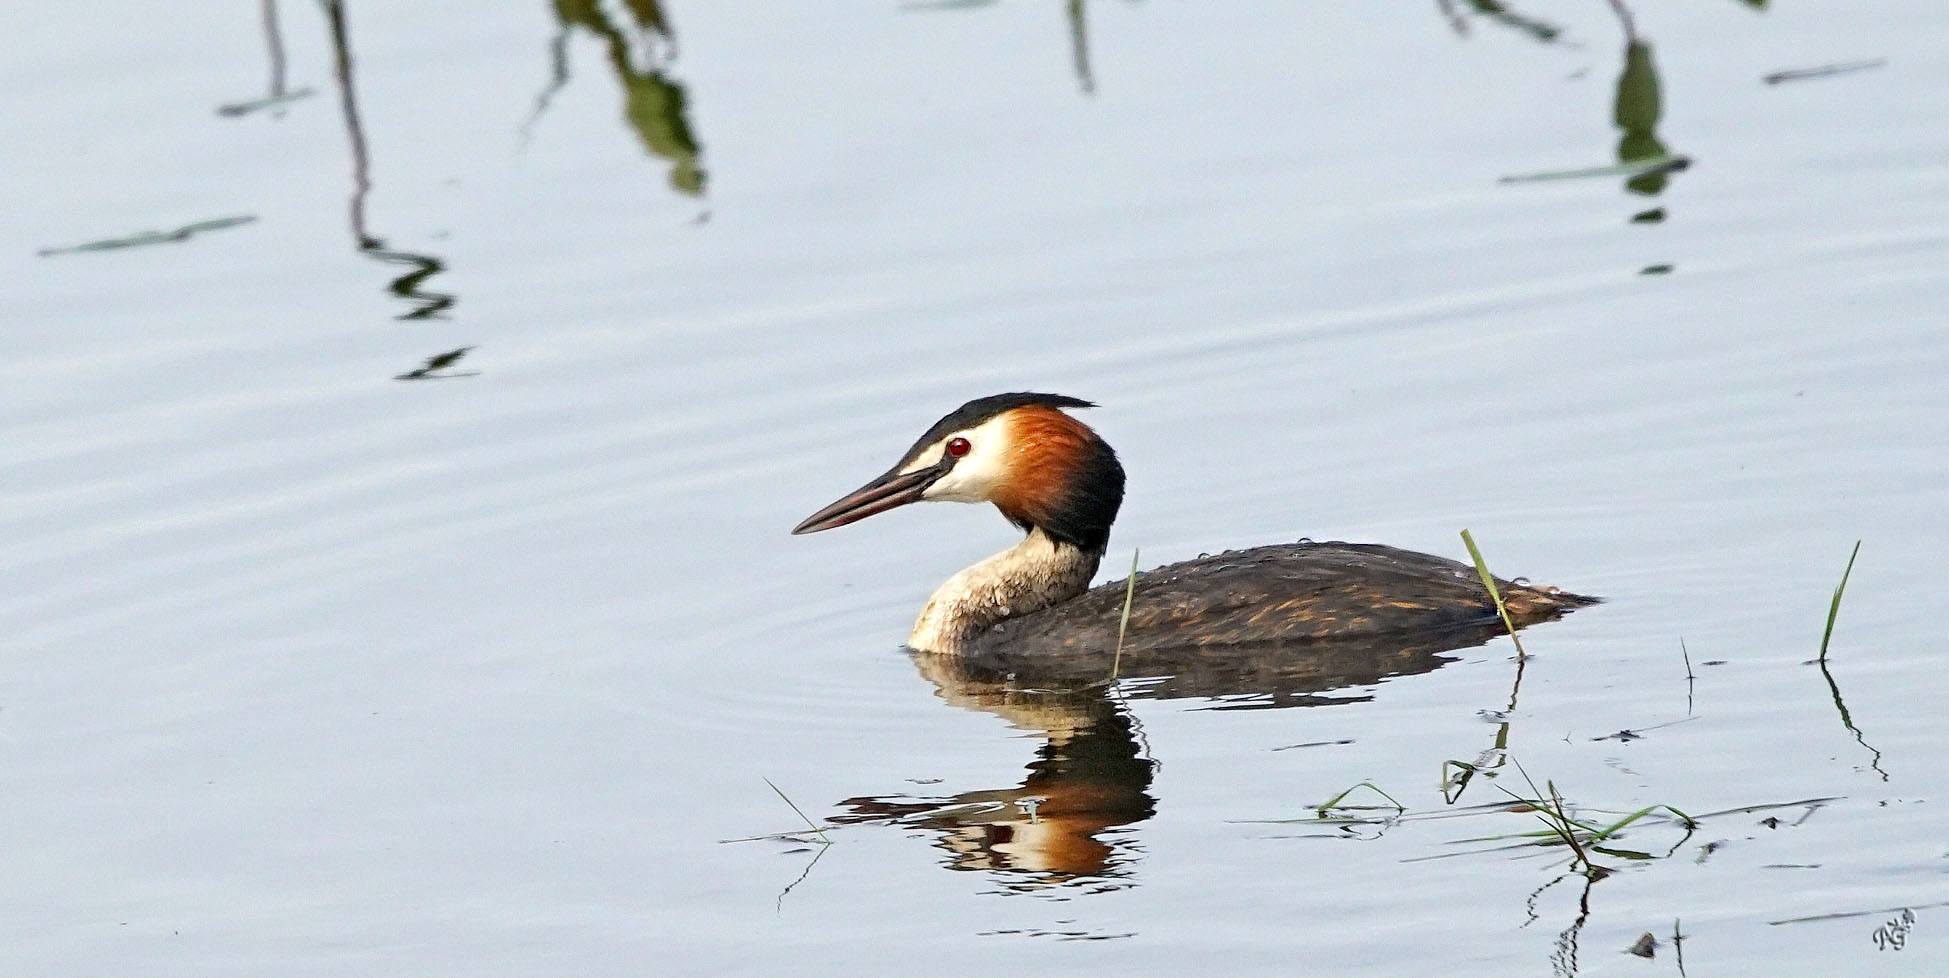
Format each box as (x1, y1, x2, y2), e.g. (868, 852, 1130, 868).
(833, 617, 1532, 886)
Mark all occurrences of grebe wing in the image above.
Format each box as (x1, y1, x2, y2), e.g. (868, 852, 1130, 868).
(968, 540, 1594, 658)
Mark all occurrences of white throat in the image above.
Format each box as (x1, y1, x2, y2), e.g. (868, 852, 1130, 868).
(908, 528, 1102, 655)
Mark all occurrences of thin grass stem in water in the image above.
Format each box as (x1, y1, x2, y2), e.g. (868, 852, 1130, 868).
(1111, 547, 1138, 679)
(1460, 529, 1525, 658)
(763, 777, 831, 845)
(1315, 781, 1407, 818)
(1818, 540, 1860, 662)
(1680, 638, 1695, 715)
(1813, 541, 1885, 779)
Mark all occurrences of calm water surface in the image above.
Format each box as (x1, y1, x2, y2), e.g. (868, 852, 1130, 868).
(5, 1, 1947, 974)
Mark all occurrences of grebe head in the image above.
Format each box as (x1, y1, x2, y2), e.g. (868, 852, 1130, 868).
(792, 392, 1126, 552)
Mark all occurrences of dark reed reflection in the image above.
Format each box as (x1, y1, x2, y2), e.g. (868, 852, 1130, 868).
(1605, 1, 1680, 198)
(217, 0, 315, 118)
(903, 0, 1102, 96)
(1818, 656, 1887, 782)
(262, 0, 288, 104)
(321, 0, 456, 320)
(836, 619, 1533, 889)
(1541, 869, 1600, 978)
(1441, 630, 1528, 803)
(1066, 0, 1094, 95)
(394, 346, 479, 381)
(1438, 0, 1566, 45)
(36, 216, 258, 257)
(1450, 0, 1685, 207)
(527, 0, 706, 198)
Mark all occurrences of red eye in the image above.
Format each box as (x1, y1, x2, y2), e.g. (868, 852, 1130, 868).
(946, 437, 971, 458)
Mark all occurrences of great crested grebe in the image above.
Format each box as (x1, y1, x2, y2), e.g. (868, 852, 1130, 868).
(793, 393, 1595, 657)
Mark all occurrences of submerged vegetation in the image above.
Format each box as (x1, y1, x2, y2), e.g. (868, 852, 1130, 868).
(1481, 762, 1693, 875)
(1277, 762, 1831, 873)
(1271, 756, 1841, 973)
(1312, 781, 1406, 820)
(1242, 531, 1888, 970)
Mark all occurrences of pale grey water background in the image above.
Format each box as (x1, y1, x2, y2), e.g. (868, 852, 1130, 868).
(3, 1, 1947, 974)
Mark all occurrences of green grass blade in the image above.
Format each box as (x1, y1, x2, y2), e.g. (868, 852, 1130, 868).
(1460, 529, 1526, 657)
(764, 777, 831, 845)
(1112, 547, 1139, 679)
(1315, 781, 1406, 817)
(1588, 845, 1655, 861)
(1818, 540, 1861, 662)
(1585, 806, 1662, 842)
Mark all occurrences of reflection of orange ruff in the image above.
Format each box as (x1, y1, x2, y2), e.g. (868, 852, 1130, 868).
(835, 669, 1152, 885)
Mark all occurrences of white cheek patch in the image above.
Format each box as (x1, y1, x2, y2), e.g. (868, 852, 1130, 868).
(919, 414, 1014, 503)
(899, 441, 946, 475)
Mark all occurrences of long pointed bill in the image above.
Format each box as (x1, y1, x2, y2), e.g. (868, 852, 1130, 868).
(792, 465, 942, 535)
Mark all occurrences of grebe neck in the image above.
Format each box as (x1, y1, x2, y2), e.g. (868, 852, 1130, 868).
(909, 527, 1102, 655)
